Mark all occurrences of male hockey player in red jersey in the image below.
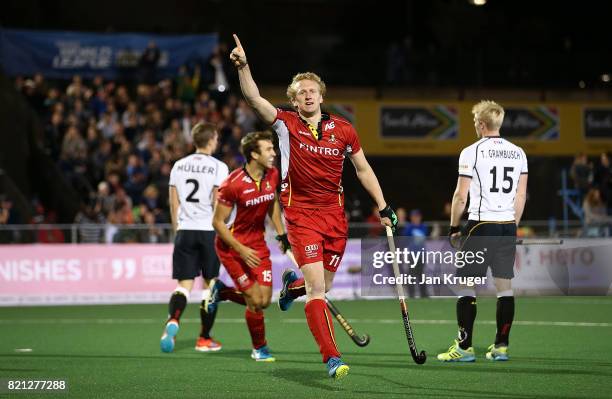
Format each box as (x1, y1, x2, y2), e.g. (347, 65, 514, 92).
(210, 131, 290, 362)
(230, 34, 397, 378)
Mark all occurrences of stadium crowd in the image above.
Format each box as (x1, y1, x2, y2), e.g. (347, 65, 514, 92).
(3, 63, 611, 242)
(12, 52, 264, 242)
(570, 152, 612, 236)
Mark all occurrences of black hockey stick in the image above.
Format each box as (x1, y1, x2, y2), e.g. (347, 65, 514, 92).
(385, 226, 427, 364)
(325, 297, 371, 347)
(285, 250, 371, 347)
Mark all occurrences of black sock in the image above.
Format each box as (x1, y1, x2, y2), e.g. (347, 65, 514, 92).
(168, 291, 187, 322)
(200, 300, 217, 339)
(495, 296, 515, 346)
(457, 296, 477, 350)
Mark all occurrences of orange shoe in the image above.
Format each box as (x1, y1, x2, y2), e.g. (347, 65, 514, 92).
(195, 337, 222, 352)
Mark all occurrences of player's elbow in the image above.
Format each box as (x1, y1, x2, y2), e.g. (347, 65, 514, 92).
(212, 218, 223, 232)
(453, 191, 467, 205)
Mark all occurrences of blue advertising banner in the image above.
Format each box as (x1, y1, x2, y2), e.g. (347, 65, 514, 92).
(0, 28, 218, 79)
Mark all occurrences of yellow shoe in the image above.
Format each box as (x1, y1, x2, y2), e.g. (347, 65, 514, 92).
(327, 357, 349, 379)
(486, 344, 509, 361)
(437, 340, 475, 362)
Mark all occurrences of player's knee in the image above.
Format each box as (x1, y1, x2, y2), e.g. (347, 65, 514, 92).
(261, 296, 272, 309)
(306, 280, 326, 298)
(247, 301, 263, 312)
(250, 295, 265, 311)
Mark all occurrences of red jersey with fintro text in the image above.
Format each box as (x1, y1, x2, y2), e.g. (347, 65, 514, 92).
(271, 109, 362, 209)
(216, 167, 279, 253)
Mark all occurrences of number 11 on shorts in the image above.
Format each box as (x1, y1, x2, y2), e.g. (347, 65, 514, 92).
(329, 255, 341, 268)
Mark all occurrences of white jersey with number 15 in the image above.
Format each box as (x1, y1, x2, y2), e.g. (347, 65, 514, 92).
(169, 153, 229, 231)
(458, 137, 528, 222)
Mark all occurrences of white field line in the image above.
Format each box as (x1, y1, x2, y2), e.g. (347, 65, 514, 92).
(0, 318, 611, 328)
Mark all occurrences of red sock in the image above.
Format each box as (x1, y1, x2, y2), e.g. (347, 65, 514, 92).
(219, 287, 246, 305)
(245, 309, 267, 349)
(304, 298, 340, 363)
(288, 278, 306, 299)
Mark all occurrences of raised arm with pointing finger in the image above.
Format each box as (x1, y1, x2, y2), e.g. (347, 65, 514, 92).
(230, 34, 277, 125)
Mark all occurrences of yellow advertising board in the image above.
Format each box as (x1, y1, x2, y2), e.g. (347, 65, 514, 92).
(319, 101, 612, 156)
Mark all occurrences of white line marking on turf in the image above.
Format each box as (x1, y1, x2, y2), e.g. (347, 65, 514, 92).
(0, 318, 611, 327)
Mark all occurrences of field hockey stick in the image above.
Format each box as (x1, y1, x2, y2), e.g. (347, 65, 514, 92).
(385, 226, 427, 364)
(285, 249, 371, 347)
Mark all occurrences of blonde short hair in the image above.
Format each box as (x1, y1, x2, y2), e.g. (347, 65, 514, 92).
(286, 72, 327, 101)
(472, 100, 505, 131)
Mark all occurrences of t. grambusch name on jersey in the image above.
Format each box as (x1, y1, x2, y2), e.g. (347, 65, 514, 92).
(245, 193, 275, 207)
(482, 148, 523, 159)
(176, 163, 216, 174)
(299, 142, 341, 156)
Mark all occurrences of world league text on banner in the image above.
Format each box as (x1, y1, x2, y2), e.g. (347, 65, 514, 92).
(0, 28, 218, 79)
(583, 108, 612, 139)
(501, 106, 559, 140)
(379, 105, 458, 139)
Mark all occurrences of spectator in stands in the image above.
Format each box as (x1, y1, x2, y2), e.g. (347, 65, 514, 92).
(139, 41, 160, 85)
(176, 65, 201, 103)
(402, 209, 429, 298)
(139, 211, 166, 243)
(396, 207, 407, 230)
(235, 99, 257, 132)
(570, 153, 593, 200)
(124, 153, 148, 203)
(593, 152, 612, 213)
(0, 197, 19, 243)
(583, 188, 612, 236)
(36, 211, 65, 243)
(74, 204, 105, 243)
(366, 205, 384, 237)
(94, 181, 114, 216)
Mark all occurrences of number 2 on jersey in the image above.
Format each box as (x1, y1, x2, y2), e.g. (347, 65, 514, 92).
(186, 179, 199, 202)
(489, 166, 514, 194)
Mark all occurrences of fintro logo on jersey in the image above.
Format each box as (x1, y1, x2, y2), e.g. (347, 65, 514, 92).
(298, 142, 341, 156)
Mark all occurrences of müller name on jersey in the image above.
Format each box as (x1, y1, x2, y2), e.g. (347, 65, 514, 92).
(485, 149, 523, 159)
(175, 163, 217, 174)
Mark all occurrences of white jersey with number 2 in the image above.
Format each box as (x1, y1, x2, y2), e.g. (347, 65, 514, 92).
(458, 137, 528, 222)
(169, 153, 229, 231)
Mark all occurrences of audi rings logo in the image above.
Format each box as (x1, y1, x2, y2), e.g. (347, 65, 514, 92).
(305, 244, 319, 252)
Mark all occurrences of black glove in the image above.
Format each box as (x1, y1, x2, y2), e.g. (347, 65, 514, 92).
(379, 205, 398, 232)
(448, 225, 461, 237)
(448, 225, 462, 249)
(275, 233, 291, 254)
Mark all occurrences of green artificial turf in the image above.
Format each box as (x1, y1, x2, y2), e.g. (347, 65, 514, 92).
(1, 298, 612, 398)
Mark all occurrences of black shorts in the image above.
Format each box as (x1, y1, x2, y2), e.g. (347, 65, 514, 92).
(172, 230, 220, 280)
(457, 220, 517, 279)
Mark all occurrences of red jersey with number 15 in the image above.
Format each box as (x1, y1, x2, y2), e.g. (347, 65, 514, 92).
(216, 167, 279, 253)
(271, 109, 362, 209)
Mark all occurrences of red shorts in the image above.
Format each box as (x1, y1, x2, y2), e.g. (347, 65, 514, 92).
(215, 239, 272, 292)
(284, 206, 348, 272)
